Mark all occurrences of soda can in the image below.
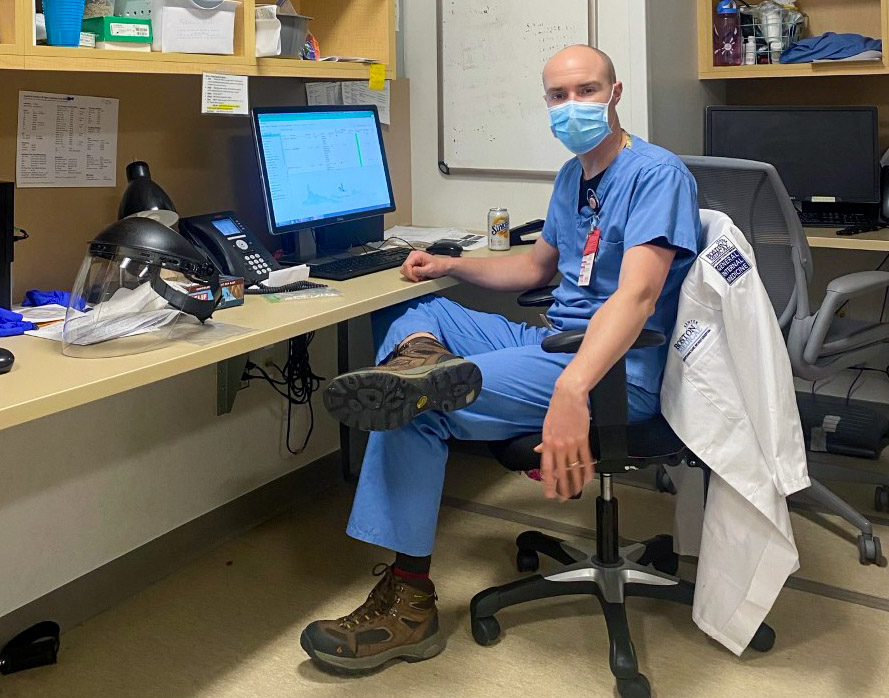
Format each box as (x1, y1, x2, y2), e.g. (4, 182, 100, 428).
(488, 207, 510, 251)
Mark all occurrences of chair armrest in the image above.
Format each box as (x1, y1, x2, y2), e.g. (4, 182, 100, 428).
(804, 271, 889, 364)
(541, 328, 666, 354)
(539, 328, 665, 463)
(517, 286, 558, 307)
(825, 271, 889, 300)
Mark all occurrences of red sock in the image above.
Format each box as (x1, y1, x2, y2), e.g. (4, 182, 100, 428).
(393, 566, 430, 581)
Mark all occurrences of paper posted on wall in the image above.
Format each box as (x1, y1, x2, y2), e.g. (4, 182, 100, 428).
(17, 92, 119, 188)
(305, 81, 390, 125)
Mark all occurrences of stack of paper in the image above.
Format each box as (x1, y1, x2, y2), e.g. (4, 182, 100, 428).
(384, 226, 487, 251)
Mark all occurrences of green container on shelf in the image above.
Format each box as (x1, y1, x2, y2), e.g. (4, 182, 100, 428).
(81, 16, 153, 43)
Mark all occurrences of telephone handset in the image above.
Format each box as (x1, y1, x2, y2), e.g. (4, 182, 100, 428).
(178, 211, 281, 285)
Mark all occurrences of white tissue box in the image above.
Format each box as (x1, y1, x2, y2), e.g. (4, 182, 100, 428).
(255, 17, 281, 57)
(150, 0, 240, 55)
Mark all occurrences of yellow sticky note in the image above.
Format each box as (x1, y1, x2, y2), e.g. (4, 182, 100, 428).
(368, 64, 386, 91)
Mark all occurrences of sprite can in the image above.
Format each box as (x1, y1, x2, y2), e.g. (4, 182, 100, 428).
(488, 207, 510, 251)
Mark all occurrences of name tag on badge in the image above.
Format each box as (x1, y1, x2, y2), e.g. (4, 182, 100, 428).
(578, 228, 600, 287)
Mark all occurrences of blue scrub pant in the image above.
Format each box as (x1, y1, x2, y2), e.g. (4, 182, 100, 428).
(346, 295, 660, 557)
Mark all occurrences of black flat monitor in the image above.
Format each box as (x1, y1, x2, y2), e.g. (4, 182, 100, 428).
(705, 106, 880, 204)
(251, 105, 395, 255)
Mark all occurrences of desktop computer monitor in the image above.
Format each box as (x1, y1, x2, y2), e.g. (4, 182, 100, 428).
(251, 105, 396, 255)
(705, 106, 880, 204)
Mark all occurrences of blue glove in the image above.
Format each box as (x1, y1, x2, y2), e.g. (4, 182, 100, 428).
(0, 308, 34, 337)
(21, 290, 87, 311)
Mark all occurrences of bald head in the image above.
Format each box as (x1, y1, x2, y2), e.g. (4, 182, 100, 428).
(544, 45, 616, 86)
(542, 44, 622, 117)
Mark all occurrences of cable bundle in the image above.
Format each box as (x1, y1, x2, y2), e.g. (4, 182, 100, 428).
(243, 333, 325, 454)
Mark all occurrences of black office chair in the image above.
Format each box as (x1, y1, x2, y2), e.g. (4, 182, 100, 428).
(468, 291, 776, 698)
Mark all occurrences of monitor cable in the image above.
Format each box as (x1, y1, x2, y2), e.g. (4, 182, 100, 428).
(242, 333, 325, 454)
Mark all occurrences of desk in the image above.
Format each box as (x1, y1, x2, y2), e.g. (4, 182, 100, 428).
(805, 227, 889, 252)
(0, 246, 529, 433)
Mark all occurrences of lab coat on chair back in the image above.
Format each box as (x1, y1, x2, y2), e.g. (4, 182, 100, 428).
(661, 209, 810, 656)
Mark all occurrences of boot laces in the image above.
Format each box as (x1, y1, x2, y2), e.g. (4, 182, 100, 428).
(338, 563, 397, 629)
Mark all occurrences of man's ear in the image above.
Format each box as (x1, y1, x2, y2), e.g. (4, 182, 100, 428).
(612, 81, 623, 105)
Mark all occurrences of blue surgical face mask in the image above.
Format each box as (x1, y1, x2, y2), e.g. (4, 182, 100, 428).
(548, 87, 614, 155)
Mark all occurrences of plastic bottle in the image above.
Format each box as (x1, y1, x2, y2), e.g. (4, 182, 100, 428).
(744, 36, 757, 65)
(713, 0, 742, 67)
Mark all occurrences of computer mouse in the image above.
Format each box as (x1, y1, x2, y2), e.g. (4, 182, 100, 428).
(0, 347, 14, 375)
(426, 241, 464, 257)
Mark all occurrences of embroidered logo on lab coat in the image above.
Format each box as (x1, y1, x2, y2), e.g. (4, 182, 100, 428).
(702, 235, 751, 285)
(673, 319, 712, 362)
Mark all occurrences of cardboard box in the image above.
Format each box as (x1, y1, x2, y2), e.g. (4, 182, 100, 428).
(185, 275, 244, 309)
(82, 16, 153, 43)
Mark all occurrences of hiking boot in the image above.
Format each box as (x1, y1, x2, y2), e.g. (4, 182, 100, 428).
(300, 564, 445, 674)
(322, 336, 482, 431)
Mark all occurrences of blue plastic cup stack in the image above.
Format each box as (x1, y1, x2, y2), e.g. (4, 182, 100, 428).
(43, 0, 87, 47)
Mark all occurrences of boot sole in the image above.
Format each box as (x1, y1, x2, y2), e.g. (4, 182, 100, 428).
(322, 358, 482, 431)
(300, 627, 446, 675)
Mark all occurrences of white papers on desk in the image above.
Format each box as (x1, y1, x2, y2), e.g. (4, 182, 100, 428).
(14, 304, 69, 324)
(305, 81, 390, 125)
(16, 92, 118, 188)
(259, 264, 309, 288)
(26, 308, 181, 344)
(384, 226, 487, 251)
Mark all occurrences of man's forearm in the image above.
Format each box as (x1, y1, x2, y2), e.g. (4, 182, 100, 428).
(556, 290, 655, 395)
(444, 253, 553, 292)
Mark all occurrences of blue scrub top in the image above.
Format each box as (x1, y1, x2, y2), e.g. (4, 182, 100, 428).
(541, 135, 701, 396)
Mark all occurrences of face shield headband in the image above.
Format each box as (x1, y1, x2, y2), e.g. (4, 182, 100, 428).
(87, 241, 222, 323)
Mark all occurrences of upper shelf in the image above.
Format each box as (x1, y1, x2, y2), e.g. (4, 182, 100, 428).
(700, 60, 889, 80)
(0, 0, 396, 79)
(697, 0, 889, 80)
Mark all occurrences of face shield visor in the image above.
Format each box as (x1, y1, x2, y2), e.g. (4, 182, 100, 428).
(63, 219, 220, 358)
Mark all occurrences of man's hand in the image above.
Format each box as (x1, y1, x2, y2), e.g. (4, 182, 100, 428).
(401, 250, 453, 282)
(534, 379, 596, 501)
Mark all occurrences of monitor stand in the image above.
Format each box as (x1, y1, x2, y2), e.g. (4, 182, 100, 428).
(278, 215, 385, 266)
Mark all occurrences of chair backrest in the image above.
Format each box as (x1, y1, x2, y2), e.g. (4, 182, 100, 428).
(681, 156, 813, 326)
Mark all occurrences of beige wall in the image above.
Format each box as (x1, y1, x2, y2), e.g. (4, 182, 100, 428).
(0, 73, 411, 619)
(403, 0, 715, 232)
(1, 73, 411, 297)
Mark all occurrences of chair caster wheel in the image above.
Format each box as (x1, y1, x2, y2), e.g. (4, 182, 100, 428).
(750, 623, 776, 652)
(516, 549, 540, 573)
(652, 552, 679, 576)
(875, 486, 889, 513)
(471, 616, 501, 646)
(616, 674, 651, 698)
(858, 535, 882, 565)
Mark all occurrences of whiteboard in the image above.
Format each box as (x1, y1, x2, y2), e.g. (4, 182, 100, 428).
(437, 0, 594, 177)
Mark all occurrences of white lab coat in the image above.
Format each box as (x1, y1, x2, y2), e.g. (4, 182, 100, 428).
(660, 209, 810, 656)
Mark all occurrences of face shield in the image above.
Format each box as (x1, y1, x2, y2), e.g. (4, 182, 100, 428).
(63, 218, 221, 358)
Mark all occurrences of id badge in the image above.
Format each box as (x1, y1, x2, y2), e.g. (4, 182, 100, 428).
(578, 225, 600, 287)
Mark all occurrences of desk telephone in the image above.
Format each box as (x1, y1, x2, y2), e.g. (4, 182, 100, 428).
(178, 211, 280, 285)
(179, 212, 326, 295)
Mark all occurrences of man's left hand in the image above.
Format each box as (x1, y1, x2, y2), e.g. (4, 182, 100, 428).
(534, 382, 596, 501)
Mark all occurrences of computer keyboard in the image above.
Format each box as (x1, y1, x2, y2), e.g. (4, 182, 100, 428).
(308, 247, 411, 281)
(797, 210, 876, 227)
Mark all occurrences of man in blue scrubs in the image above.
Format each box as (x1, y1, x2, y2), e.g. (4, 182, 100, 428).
(302, 45, 701, 673)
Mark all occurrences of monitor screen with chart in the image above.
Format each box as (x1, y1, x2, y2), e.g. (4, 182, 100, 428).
(251, 105, 396, 239)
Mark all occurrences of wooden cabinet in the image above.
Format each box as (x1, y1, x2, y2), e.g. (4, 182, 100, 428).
(697, 0, 889, 79)
(0, 0, 395, 78)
